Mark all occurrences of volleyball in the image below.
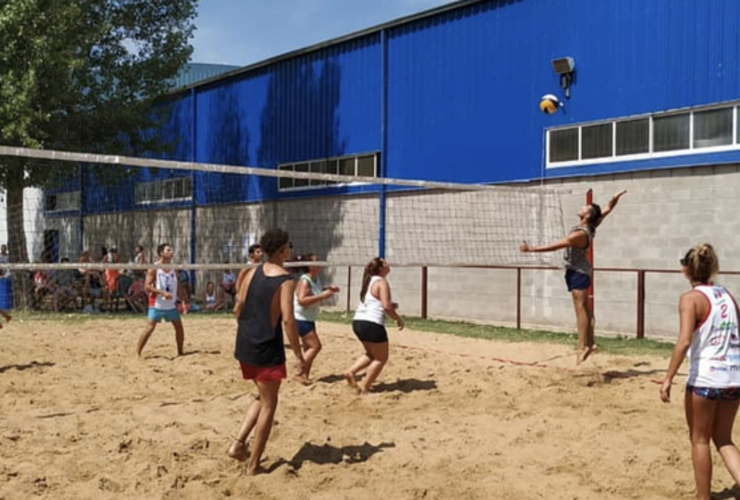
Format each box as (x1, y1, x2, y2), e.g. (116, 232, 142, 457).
(539, 94, 560, 114)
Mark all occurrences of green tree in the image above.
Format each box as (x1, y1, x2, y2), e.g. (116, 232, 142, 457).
(0, 0, 196, 265)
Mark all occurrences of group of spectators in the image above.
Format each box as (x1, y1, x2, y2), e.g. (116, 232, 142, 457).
(25, 244, 149, 313)
(0, 242, 268, 315)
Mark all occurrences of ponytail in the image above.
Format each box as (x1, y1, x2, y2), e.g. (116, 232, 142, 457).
(360, 257, 385, 302)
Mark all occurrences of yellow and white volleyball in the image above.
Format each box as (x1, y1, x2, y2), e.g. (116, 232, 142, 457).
(539, 94, 561, 114)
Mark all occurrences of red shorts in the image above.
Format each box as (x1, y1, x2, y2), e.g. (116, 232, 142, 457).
(239, 362, 286, 382)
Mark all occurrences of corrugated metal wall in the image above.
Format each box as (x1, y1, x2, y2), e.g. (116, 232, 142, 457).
(80, 0, 740, 203)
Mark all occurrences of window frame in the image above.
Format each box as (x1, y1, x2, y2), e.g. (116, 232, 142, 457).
(277, 152, 380, 192)
(45, 190, 81, 213)
(546, 102, 740, 168)
(135, 177, 192, 205)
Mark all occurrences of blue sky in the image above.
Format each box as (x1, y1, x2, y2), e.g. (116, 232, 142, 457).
(192, 0, 452, 67)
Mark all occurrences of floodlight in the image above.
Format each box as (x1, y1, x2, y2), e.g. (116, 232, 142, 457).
(550, 56, 575, 99)
(551, 57, 575, 75)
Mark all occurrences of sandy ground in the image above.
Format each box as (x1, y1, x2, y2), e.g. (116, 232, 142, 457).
(0, 315, 737, 500)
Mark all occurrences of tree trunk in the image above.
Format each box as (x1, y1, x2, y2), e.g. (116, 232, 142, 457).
(6, 163, 32, 309)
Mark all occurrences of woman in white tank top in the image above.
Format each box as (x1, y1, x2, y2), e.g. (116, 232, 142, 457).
(292, 253, 340, 384)
(344, 257, 404, 395)
(660, 244, 740, 499)
(203, 281, 224, 311)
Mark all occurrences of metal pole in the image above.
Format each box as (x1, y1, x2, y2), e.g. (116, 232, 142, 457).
(421, 266, 428, 319)
(189, 87, 198, 289)
(516, 267, 522, 330)
(346, 265, 352, 314)
(586, 189, 594, 315)
(636, 270, 646, 339)
(378, 29, 389, 258)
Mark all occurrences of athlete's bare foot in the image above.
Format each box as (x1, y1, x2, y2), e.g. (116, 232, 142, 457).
(293, 374, 313, 386)
(577, 346, 596, 365)
(1, 313, 11, 322)
(245, 464, 267, 476)
(344, 371, 359, 393)
(228, 440, 248, 461)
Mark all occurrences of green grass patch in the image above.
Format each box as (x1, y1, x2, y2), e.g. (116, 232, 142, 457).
(7, 309, 675, 358)
(318, 311, 675, 358)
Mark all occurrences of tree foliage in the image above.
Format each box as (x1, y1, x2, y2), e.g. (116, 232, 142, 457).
(0, 0, 197, 190)
(0, 0, 197, 269)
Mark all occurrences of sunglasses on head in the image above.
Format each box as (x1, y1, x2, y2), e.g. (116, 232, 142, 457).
(680, 257, 688, 266)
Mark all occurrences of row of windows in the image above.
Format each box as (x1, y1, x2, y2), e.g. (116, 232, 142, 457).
(45, 191, 80, 212)
(48, 154, 379, 209)
(135, 177, 192, 204)
(548, 105, 740, 166)
(278, 153, 378, 190)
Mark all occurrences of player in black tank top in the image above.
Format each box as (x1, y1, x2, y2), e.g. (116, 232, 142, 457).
(235, 265, 293, 367)
(227, 229, 306, 476)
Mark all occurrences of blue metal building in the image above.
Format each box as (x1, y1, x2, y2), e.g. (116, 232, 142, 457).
(47, 0, 740, 257)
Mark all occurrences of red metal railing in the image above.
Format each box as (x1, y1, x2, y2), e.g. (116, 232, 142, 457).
(406, 265, 740, 339)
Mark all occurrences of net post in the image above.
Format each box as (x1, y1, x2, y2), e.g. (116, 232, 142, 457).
(378, 29, 389, 258)
(189, 87, 198, 289)
(78, 163, 85, 256)
(346, 265, 352, 314)
(586, 189, 594, 315)
(516, 267, 522, 330)
(421, 266, 428, 319)
(636, 270, 646, 339)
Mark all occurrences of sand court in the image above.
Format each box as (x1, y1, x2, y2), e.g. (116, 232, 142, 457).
(0, 317, 730, 499)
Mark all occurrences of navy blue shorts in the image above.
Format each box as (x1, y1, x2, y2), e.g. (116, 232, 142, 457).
(296, 320, 316, 337)
(687, 385, 740, 401)
(565, 269, 590, 291)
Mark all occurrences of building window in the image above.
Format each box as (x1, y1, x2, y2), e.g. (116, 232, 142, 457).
(581, 123, 613, 160)
(616, 119, 649, 156)
(694, 108, 733, 149)
(278, 153, 379, 191)
(46, 191, 80, 212)
(547, 102, 740, 167)
(653, 113, 690, 152)
(135, 177, 192, 204)
(549, 129, 579, 163)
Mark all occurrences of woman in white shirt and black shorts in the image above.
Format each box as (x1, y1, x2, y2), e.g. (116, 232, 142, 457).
(344, 257, 404, 395)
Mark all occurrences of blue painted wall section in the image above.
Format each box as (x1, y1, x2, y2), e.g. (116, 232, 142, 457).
(74, 0, 740, 209)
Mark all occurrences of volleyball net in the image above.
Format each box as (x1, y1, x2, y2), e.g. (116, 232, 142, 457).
(0, 146, 567, 311)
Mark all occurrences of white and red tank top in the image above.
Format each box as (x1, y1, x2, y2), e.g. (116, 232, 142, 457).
(148, 268, 178, 310)
(687, 284, 740, 388)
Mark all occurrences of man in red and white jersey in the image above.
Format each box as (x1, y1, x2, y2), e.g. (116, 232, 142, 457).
(137, 243, 189, 357)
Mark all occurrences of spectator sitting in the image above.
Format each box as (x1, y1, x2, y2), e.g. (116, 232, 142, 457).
(52, 257, 80, 312)
(220, 267, 237, 301)
(0, 243, 9, 278)
(202, 281, 225, 312)
(125, 278, 148, 314)
(33, 266, 52, 308)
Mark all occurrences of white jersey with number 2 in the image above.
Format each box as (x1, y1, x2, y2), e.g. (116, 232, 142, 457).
(687, 284, 740, 388)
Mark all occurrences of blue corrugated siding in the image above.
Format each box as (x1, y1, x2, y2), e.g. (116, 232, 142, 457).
(193, 34, 382, 205)
(387, 0, 740, 183)
(82, 0, 740, 209)
(82, 95, 195, 214)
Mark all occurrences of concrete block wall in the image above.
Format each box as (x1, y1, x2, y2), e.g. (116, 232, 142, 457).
(65, 163, 740, 339)
(82, 209, 192, 264)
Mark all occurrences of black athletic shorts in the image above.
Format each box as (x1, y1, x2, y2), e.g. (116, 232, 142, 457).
(352, 320, 388, 343)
